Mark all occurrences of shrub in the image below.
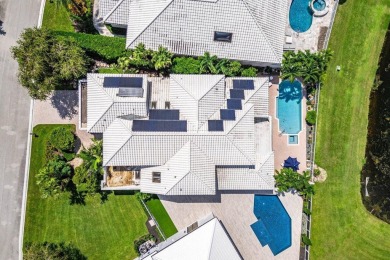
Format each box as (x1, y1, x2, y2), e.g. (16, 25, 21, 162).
(36, 156, 73, 198)
(241, 67, 258, 77)
(133, 234, 155, 256)
(53, 31, 128, 62)
(275, 168, 315, 198)
(301, 234, 312, 246)
(313, 168, 321, 177)
(171, 57, 201, 74)
(306, 110, 317, 125)
(24, 242, 87, 260)
(303, 207, 311, 216)
(136, 192, 153, 202)
(48, 126, 75, 152)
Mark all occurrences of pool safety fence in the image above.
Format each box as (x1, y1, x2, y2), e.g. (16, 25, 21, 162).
(301, 1, 340, 260)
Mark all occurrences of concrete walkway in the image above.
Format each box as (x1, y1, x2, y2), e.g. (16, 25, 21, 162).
(33, 90, 94, 148)
(160, 192, 303, 260)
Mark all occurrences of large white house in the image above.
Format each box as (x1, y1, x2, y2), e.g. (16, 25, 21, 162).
(85, 73, 274, 195)
(99, 0, 289, 67)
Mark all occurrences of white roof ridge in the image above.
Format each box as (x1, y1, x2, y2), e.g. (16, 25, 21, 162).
(240, 0, 281, 62)
(103, 0, 127, 22)
(170, 74, 198, 101)
(197, 75, 225, 101)
(126, 0, 174, 48)
(104, 119, 133, 166)
(206, 219, 218, 259)
(255, 152, 275, 188)
(226, 103, 254, 135)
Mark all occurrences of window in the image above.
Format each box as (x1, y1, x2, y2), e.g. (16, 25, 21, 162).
(152, 172, 161, 183)
(214, 31, 233, 42)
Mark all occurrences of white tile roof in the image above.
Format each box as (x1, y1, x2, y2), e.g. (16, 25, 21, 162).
(217, 152, 275, 190)
(91, 74, 274, 193)
(87, 73, 148, 133)
(125, 0, 288, 65)
(103, 0, 131, 26)
(140, 141, 216, 195)
(148, 218, 241, 260)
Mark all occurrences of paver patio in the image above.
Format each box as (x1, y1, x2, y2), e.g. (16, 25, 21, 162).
(160, 191, 303, 260)
(270, 83, 307, 172)
(33, 90, 94, 148)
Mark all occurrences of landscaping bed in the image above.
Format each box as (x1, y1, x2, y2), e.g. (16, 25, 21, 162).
(146, 197, 178, 238)
(24, 125, 149, 259)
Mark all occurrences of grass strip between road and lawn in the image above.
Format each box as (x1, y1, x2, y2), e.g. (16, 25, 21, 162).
(24, 124, 150, 259)
(311, 1, 390, 259)
(146, 198, 178, 238)
(42, 1, 74, 32)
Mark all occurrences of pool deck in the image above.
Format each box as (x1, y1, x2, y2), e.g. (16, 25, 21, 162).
(270, 82, 308, 173)
(160, 191, 303, 260)
(287, 0, 337, 51)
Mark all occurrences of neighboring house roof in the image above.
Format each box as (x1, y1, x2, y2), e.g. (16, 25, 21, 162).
(143, 218, 242, 260)
(125, 0, 288, 65)
(102, 0, 131, 25)
(87, 73, 148, 133)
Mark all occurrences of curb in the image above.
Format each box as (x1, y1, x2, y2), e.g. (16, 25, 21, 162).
(18, 0, 45, 259)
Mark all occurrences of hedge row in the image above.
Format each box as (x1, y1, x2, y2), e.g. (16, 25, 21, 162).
(53, 31, 128, 63)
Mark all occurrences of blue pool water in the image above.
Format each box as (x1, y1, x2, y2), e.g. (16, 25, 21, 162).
(313, 0, 326, 11)
(289, 135, 299, 144)
(251, 195, 292, 255)
(289, 0, 313, 32)
(277, 80, 302, 134)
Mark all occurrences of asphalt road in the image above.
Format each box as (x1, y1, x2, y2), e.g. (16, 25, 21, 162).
(0, 0, 41, 259)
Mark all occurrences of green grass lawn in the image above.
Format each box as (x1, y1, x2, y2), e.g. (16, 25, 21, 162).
(42, 1, 74, 32)
(24, 125, 149, 259)
(146, 198, 178, 238)
(311, 1, 390, 259)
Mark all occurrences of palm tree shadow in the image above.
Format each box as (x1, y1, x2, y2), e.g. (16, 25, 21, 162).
(279, 84, 302, 102)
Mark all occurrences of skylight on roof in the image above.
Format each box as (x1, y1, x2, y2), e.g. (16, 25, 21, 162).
(214, 31, 233, 43)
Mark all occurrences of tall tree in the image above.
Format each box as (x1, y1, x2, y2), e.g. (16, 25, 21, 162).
(11, 27, 87, 100)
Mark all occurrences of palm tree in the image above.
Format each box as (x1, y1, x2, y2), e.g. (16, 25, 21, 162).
(78, 139, 103, 173)
(199, 52, 218, 74)
(151, 46, 173, 72)
(130, 43, 152, 69)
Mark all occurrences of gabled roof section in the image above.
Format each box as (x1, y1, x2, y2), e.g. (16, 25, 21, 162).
(127, 0, 174, 45)
(151, 218, 241, 260)
(126, 0, 288, 64)
(103, 0, 131, 26)
(87, 73, 148, 133)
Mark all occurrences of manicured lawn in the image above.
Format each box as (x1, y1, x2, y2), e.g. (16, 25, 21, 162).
(24, 125, 149, 259)
(311, 1, 390, 259)
(146, 198, 178, 238)
(42, 1, 74, 32)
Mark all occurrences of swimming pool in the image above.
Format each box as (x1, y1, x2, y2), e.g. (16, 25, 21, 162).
(289, 0, 313, 32)
(277, 80, 302, 135)
(251, 195, 292, 255)
(313, 0, 326, 11)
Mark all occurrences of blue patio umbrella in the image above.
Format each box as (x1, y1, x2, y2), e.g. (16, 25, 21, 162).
(283, 157, 300, 171)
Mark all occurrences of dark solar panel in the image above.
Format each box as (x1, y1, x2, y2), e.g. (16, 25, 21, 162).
(230, 89, 245, 99)
(233, 80, 255, 90)
(208, 120, 224, 131)
(117, 87, 143, 97)
(220, 109, 236, 120)
(132, 120, 187, 132)
(227, 99, 242, 110)
(103, 77, 143, 88)
(149, 110, 180, 120)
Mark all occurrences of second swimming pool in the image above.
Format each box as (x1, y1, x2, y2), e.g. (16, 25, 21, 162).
(277, 80, 302, 135)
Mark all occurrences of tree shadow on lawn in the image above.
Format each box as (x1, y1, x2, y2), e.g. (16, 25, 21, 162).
(50, 90, 78, 120)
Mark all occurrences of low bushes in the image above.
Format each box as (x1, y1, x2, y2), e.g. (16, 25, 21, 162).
(133, 234, 155, 256)
(275, 168, 314, 198)
(301, 234, 312, 246)
(306, 110, 317, 125)
(53, 31, 128, 63)
(48, 126, 75, 152)
(24, 242, 87, 260)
